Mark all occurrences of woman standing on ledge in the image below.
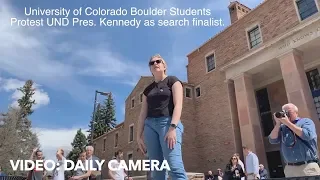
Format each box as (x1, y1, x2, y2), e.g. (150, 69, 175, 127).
(137, 54, 187, 180)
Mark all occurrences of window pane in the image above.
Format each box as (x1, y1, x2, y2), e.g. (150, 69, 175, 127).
(306, 69, 320, 91)
(186, 88, 191, 97)
(250, 32, 256, 39)
(257, 88, 271, 112)
(206, 55, 215, 72)
(297, 0, 318, 20)
(130, 126, 133, 141)
(261, 112, 275, 137)
(254, 30, 260, 36)
(196, 88, 200, 97)
(115, 134, 118, 147)
(248, 26, 262, 48)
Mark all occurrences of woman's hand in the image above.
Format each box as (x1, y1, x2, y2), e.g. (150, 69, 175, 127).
(231, 166, 236, 171)
(137, 136, 147, 155)
(165, 127, 177, 149)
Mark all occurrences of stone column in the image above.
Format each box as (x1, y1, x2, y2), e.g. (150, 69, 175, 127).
(226, 79, 243, 158)
(234, 73, 267, 166)
(278, 49, 320, 140)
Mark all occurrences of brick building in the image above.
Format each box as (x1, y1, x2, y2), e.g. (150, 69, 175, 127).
(94, 0, 320, 178)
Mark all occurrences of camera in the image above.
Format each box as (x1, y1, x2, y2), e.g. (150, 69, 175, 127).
(275, 110, 289, 118)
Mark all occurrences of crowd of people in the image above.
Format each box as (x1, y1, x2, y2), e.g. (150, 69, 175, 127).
(24, 145, 102, 180)
(0, 146, 136, 180)
(205, 149, 268, 180)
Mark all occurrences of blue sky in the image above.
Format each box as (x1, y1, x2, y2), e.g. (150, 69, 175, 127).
(0, 0, 262, 159)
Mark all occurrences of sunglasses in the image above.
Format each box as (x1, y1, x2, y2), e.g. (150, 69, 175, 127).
(149, 59, 162, 66)
(232, 157, 237, 160)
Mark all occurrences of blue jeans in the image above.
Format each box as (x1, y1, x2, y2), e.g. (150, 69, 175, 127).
(144, 116, 187, 180)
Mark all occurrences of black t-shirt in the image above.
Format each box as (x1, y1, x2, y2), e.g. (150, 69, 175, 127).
(143, 76, 181, 118)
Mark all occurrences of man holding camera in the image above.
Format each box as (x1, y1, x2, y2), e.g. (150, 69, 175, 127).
(269, 103, 320, 177)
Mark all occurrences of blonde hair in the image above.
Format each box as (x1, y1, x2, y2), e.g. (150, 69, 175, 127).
(149, 54, 167, 74)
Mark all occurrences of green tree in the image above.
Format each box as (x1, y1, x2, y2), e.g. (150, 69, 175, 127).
(17, 80, 39, 175)
(0, 80, 40, 176)
(103, 93, 117, 131)
(16, 80, 39, 156)
(87, 103, 105, 142)
(87, 105, 102, 144)
(17, 80, 36, 118)
(0, 107, 39, 176)
(67, 129, 87, 166)
(87, 93, 116, 143)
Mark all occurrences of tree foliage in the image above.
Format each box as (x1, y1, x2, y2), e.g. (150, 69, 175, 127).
(0, 80, 40, 175)
(103, 93, 117, 131)
(0, 108, 22, 162)
(0, 108, 39, 175)
(17, 80, 36, 118)
(87, 93, 117, 143)
(66, 129, 87, 176)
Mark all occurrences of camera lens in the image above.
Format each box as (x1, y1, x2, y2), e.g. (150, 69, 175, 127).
(275, 111, 284, 118)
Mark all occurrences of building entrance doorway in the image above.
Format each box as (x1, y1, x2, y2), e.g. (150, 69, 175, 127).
(266, 151, 285, 178)
(256, 88, 274, 137)
(256, 88, 285, 178)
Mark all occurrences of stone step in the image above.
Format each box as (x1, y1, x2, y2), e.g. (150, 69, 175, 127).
(187, 172, 205, 180)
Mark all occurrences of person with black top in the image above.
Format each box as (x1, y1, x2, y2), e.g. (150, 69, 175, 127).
(224, 155, 245, 180)
(137, 54, 187, 180)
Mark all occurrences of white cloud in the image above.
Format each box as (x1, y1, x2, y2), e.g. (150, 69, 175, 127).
(0, 6, 74, 80)
(0, 78, 50, 109)
(0, 1, 87, 101)
(153, 0, 178, 10)
(73, 45, 148, 78)
(32, 127, 89, 161)
(122, 104, 126, 115)
(0, 0, 150, 103)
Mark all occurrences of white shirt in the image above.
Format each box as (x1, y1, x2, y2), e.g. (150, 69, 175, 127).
(110, 160, 125, 180)
(53, 157, 66, 180)
(238, 159, 245, 180)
